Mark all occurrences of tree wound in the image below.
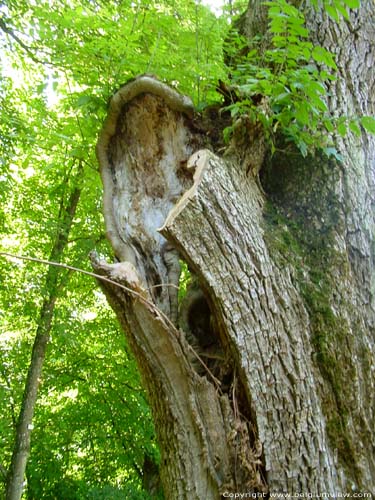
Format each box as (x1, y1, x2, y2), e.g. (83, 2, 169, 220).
(96, 76, 205, 322)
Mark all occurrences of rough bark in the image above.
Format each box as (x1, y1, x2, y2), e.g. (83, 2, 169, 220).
(163, 150, 343, 490)
(5, 175, 81, 500)
(93, 77, 267, 497)
(93, 2, 375, 494)
(241, 0, 375, 491)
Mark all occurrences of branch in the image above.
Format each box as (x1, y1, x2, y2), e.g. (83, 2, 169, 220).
(0, 251, 221, 387)
(0, 17, 46, 65)
(0, 251, 163, 315)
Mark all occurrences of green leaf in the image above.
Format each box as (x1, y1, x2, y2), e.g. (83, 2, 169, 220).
(343, 0, 360, 8)
(348, 120, 361, 137)
(273, 91, 291, 103)
(76, 95, 93, 107)
(295, 103, 309, 125)
(312, 46, 337, 69)
(36, 82, 47, 94)
(337, 121, 347, 137)
(306, 81, 326, 94)
(325, 4, 339, 21)
(291, 25, 309, 38)
(297, 139, 308, 157)
(360, 116, 375, 134)
(323, 147, 343, 161)
(336, 3, 350, 19)
(223, 125, 234, 143)
(302, 47, 311, 59)
(323, 119, 335, 133)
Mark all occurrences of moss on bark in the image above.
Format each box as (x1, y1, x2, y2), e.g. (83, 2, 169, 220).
(262, 194, 362, 484)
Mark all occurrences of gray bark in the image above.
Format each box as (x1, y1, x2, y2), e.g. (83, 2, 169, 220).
(241, 0, 375, 490)
(93, 1, 375, 495)
(163, 150, 342, 491)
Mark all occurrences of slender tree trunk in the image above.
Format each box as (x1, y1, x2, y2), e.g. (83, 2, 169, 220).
(5, 171, 81, 500)
(92, 1, 374, 495)
(0, 464, 7, 484)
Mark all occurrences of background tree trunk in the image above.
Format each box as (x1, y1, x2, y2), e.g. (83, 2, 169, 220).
(93, 1, 375, 495)
(5, 168, 81, 500)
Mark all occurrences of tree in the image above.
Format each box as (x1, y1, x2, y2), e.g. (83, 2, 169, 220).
(5, 164, 81, 500)
(91, 1, 375, 497)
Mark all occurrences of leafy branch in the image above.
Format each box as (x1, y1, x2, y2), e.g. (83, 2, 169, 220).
(224, 0, 375, 157)
(312, 0, 361, 21)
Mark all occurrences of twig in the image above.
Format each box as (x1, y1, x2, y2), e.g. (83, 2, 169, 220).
(187, 344, 222, 390)
(0, 251, 168, 320)
(0, 18, 46, 65)
(0, 251, 220, 386)
(0, 462, 7, 482)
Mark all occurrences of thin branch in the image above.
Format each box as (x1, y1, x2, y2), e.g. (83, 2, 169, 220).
(0, 251, 222, 387)
(149, 282, 179, 290)
(67, 234, 106, 244)
(64, 72, 86, 142)
(0, 364, 17, 428)
(0, 251, 155, 308)
(0, 17, 46, 65)
(0, 251, 183, 341)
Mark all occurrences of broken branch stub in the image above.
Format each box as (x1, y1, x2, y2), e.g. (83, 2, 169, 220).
(96, 75, 203, 322)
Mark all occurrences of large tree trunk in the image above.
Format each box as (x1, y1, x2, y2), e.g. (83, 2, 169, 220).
(92, 1, 374, 495)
